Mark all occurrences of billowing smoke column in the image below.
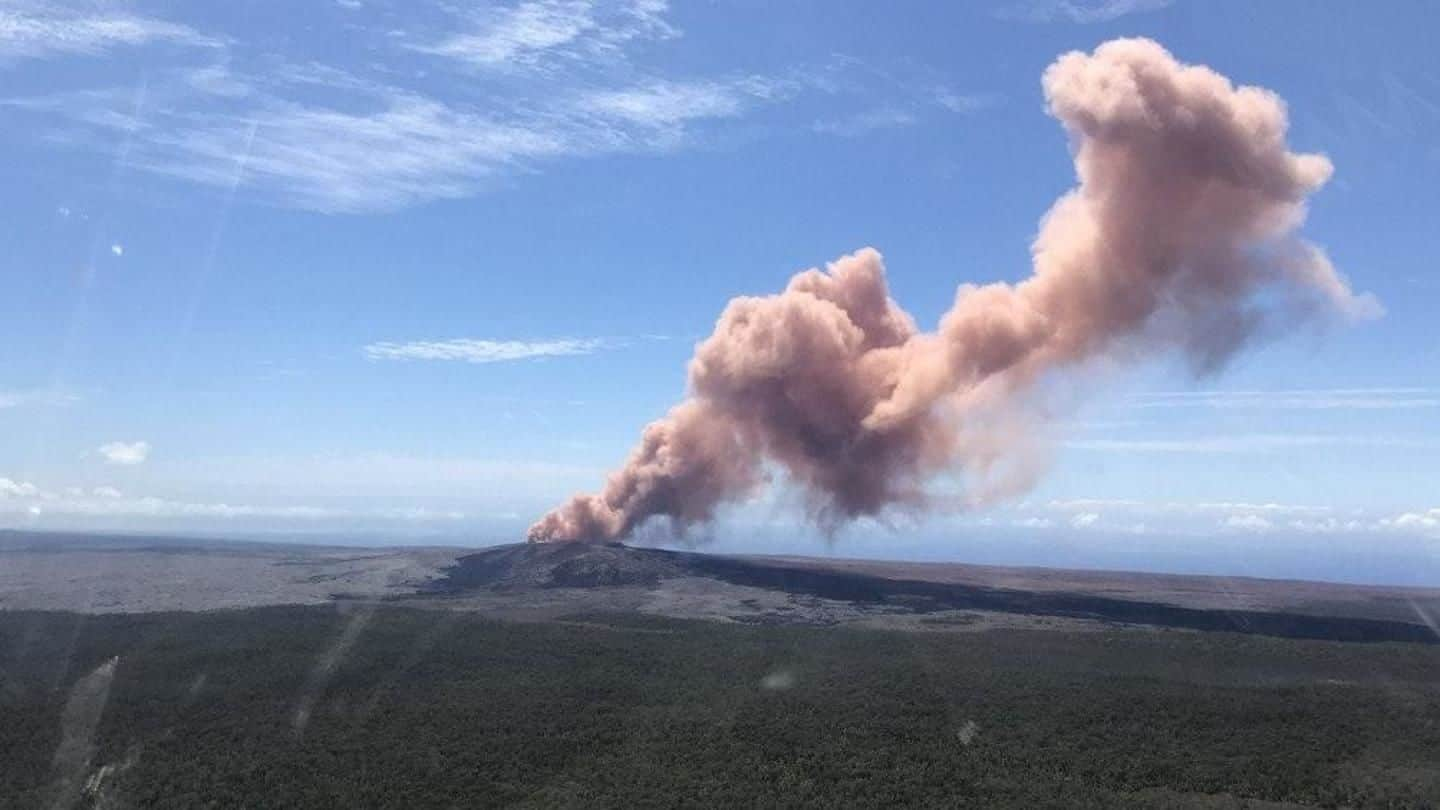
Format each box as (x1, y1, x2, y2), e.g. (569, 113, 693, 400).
(528, 38, 1378, 543)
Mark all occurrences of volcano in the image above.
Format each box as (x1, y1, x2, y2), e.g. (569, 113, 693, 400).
(424, 542, 1440, 645)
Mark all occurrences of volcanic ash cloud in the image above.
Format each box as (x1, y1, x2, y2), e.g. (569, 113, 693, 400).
(528, 38, 1379, 544)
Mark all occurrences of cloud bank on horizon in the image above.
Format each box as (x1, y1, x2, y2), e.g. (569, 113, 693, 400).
(529, 38, 1380, 544)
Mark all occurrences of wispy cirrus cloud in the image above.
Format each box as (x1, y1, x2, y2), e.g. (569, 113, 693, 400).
(2, 1, 997, 211)
(146, 92, 570, 212)
(6, 62, 796, 212)
(412, 0, 674, 71)
(417, 0, 598, 67)
(0, 1, 217, 61)
(580, 76, 781, 128)
(364, 337, 608, 364)
(995, 0, 1173, 24)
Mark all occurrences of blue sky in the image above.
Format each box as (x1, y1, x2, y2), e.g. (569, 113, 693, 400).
(2, 0, 1438, 583)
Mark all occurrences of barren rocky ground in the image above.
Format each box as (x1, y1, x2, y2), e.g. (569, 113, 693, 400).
(0, 532, 461, 613)
(4, 530, 1437, 644)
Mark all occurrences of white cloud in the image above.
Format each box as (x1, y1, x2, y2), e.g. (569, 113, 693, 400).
(110, 243, 123, 256)
(1223, 514, 1274, 532)
(0, 477, 41, 498)
(1012, 516, 1053, 529)
(1225, 508, 1440, 537)
(1038, 499, 1440, 539)
(97, 440, 150, 466)
(1288, 517, 1365, 534)
(0, 2, 217, 61)
(996, 0, 1173, 24)
(1382, 509, 1440, 532)
(1193, 502, 1332, 515)
(363, 337, 606, 364)
(996, 500, 1440, 540)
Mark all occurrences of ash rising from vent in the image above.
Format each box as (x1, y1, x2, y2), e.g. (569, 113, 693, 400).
(529, 38, 1379, 544)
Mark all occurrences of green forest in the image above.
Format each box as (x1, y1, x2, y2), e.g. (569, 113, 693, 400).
(3, 605, 1439, 808)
